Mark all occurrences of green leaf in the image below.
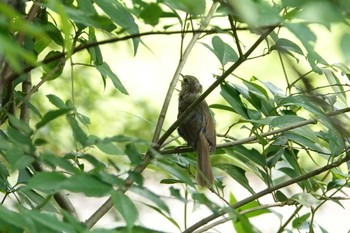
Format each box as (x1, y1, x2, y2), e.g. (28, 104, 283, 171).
(125, 143, 142, 165)
(292, 213, 310, 228)
(65, 5, 116, 31)
(163, 0, 206, 16)
(66, 115, 88, 147)
(323, 69, 347, 104)
(340, 33, 350, 63)
(153, 159, 195, 186)
(291, 193, 321, 208)
(296, 1, 342, 28)
(114, 225, 167, 233)
(0, 161, 10, 192)
(229, 193, 257, 233)
(220, 82, 249, 118)
(88, 27, 103, 65)
(0, 33, 38, 72)
(0, 205, 28, 230)
(25, 172, 67, 194)
(140, 3, 163, 26)
(285, 22, 327, 73)
(270, 115, 306, 129)
(96, 62, 128, 94)
(27, 210, 75, 232)
(46, 94, 67, 109)
(272, 38, 304, 55)
(46, 1, 73, 55)
(36, 108, 71, 129)
(241, 78, 274, 116)
(94, 0, 140, 53)
(44, 22, 64, 46)
(234, 145, 266, 168)
(275, 190, 288, 202)
(62, 173, 112, 196)
(266, 145, 284, 168)
(131, 186, 170, 214)
(216, 163, 254, 193)
(7, 127, 35, 154)
(283, 131, 322, 152)
(40, 152, 80, 174)
(8, 115, 33, 136)
(96, 141, 123, 155)
(17, 189, 57, 212)
(42, 51, 65, 80)
(203, 36, 238, 66)
(144, 204, 181, 231)
(111, 191, 138, 230)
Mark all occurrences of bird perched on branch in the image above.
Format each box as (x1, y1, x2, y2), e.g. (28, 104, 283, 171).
(178, 75, 216, 187)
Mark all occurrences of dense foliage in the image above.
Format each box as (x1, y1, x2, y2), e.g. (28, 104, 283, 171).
(1, 0, 350, 232)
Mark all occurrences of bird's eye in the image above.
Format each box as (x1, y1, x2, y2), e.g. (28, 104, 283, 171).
(184, 78, 188, 83)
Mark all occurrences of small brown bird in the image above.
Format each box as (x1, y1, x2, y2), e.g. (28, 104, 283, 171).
(178, 75, 216, 187)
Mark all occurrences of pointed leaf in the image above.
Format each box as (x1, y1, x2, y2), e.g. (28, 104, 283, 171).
(96, 62, 128, 94)
(36, 109, 71, 129)
(111, 191, 138, 230)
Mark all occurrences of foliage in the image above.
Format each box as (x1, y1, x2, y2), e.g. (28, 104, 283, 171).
(1, 0, 350, 232)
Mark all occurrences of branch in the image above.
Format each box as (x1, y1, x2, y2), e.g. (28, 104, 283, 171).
(183, 152, 350, 233)
(195, 202, 291, 233)
(160, 107, 350, 154)
(6, 24, 281, 83)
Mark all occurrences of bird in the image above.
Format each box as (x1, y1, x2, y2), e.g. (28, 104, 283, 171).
(178, 75, 216, 187)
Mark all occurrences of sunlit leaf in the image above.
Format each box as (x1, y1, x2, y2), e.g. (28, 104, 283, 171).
(46, 94, 67, 109)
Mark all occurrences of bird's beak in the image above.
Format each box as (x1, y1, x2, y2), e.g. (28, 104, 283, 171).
(179, 73, 185, 83)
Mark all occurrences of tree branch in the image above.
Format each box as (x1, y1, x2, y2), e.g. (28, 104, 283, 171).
(183, 152, 350, 233)
(160, 107, 350, 154)
(6, 24, 281, 84)
(196, 202, 292, 233)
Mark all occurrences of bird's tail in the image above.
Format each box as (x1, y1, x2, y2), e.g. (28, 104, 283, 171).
(196, 132, 213, 187)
